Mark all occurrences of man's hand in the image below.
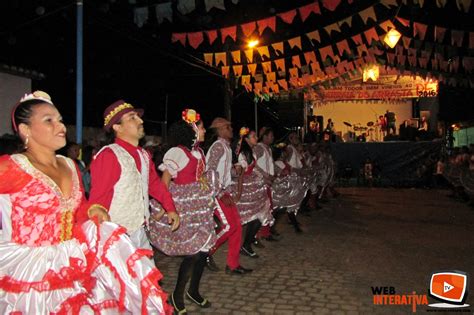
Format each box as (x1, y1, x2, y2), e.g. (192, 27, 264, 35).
(167, 211, 180, 232)
(88, 206, 110, 224)
(152, 209, 166, 221)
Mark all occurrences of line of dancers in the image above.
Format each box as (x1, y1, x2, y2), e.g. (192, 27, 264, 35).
(0, 91, 338, 314)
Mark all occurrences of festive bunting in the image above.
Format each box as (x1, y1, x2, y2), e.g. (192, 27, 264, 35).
(177, 0, 196, 15)
(325, 23, 341, 35)
(262, 61, 272, 73)
(397, 54, 406, 65)
(271, 83, 280, 94)
(187, 32, 204, 49)
(451, 30, 464, 46)
(289, 67, 299, 78)
(319, 45, 334, 62)
(418, 57, 429, 68)
(233, 65, 243, 76)
(321, 0, 342, 11)
(413, 22, 428, 40)
(408, 56, 417, 67)
(408, 48, 417, 56)
(257, 17, 276, 35)
(379, 20, 396, 32)
(364, 27, 379, 45)
(299, 2, 321, 22)
(463, 57, 474, 73)
(274, 59, 286, 72)
(272, 42, 284, 56)
(304, 51, 317, 65)
(254, 82, 263, 95)
(221, 66, 230, 78)
(240, 21, 257, 37)
(456, 0, 472, 12)
(155, 2, 173, 24)
(244, 49, 254, 63)
(352, 34, 364, 45)
(278, 10, 297, 24)
(172, 33, 187, 46)
(206, 30, 218, 44)
(256, 46, 270, 59)
(204, 53, 213, 66)
(247, 64, 257, 76)
(221, 26, 237, 43)
(134, 7, 149, 28)
(266, 72, 276, 82)
(357, 44, 369, 56)
(292, 56, 302, 68)
(380, 0, 398, 8)
(231, 51, 241, 63)
(359, 6, 377, 25)
(340, 17, 353, 28)
(306, 31, 321, 45)
(336, 39, 351, 56)
(402, 37, 412, 49)
(396, 17, 410, 27)
(215, 52, 227, 66)
(241, 75, 251, 86)
(288, 37, 302, 50)
(205, 0, 225, 12)
(434, 26, 446, 43)
(387, 52, 396, 64)
(278, 79, 289, 91)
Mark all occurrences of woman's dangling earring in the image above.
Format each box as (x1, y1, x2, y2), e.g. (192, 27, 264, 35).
(24, 135, 29, 149)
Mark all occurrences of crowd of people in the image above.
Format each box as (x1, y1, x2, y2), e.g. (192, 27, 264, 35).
(0, 91, 339, 314)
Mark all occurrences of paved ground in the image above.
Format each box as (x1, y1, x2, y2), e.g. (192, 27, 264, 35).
(153, 188, 474, 314)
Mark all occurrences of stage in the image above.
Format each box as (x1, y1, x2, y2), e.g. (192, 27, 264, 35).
(329, 140, 443, 186)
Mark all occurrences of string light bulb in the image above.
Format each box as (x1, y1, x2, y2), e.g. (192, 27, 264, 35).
(383, 28, 402, 48)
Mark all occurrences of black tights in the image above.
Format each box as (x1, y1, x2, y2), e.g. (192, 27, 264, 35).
(243, 219, 261, 248)
(173, 251, 207, 308)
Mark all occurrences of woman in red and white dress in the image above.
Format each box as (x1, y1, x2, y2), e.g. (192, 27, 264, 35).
(0, 91, 171, 314)
(148, 109, 218, 314)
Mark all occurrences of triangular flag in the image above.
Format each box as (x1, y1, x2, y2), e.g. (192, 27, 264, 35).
(299, 2, 321, 22)
(215, 52, 227, 66)
(257, 17, 276, 35)
(266, 72, 276, 82)
(397, 54, 406, 65)
(386, 52, 396, 64)
(380, 0, 398, 8)
(336, 39, 351, 56)
(364, 27, 379, 45)
(352, 34, 364, 45)
(171, 33, 187, 46)
(418, 57, 428, 68)
(451, 30, 464, 47)
(274, 59, 286, 72)
(254, 82, 263, 94)
(272, 42, 284, 55)
(221, 26, 237, 43)
(396, 17, 410, 27)
(321, 0, 342, 11)
(233, 65, 243, 76)
(306, 30, 321, 45)
(204, 53, 213, 66)
(292, 56, 302, 68)
(244, 49, 254, 63)
(205, 0, 225, 12)
(231, 51, 241, 64)
(402, 37, 411, 49)
(262, 61, 272, 73)
(359, 6, 377, 25)
(357, 44, 369, 56)
(241, 75, 251, 86)
(205, 31, 217, 45)
(288, 37, 302, 50)
(289, 67, 299, 78)
(247, 64, 257, 76)
(325, 23, 341, 35)
(278, 79, 289, 91)
(134, 7, 149, 28)
(319, 45, 334, 62)
(413, 22, 428, 40)
(304, 51, 317, 65)
(256, 46, 270, 59)
(240, 21, 257, 38)
(379, 20, 396, 32)
(271, 83, 280, 94)
(221, 66, 230, 78)
(278, 10, 297, 24)
(187, 32, 204, 49)
(177, 0, 196, 15)
(434, 26, 446, 43)
(155, 2, 173, 24)
(408, 56, 417, 67)
(408, 48, 417, 56)
(456, 0, 472, 12)
(340, 17, 353, 28)
(310, 62, 321, 74)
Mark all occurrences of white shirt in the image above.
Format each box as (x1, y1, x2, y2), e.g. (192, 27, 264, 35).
(206, 138, 233, 189)
(287, 144, 303, 169)
(255, 143, 274, 176)
(159, 147, 204, 178)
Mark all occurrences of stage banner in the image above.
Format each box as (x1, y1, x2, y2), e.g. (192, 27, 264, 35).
(310, 75, 438, 100)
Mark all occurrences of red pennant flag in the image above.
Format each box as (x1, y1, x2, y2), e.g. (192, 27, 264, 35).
(413, 22, 428, 40)
(396, 17, 410, 27)
(274, 59, 286, 72)
(408, 56, 417, 67)
(288, 37, 302, 50)
(221, 66, 230, 78)
(257, 17, 276, 35)
(204, 53, 213, 66)
(187, 32, 204, 49)
(408, 48, 417, 56)
(451, 30, 464, 47)
(359, 6, 377, 25)
(256, 46, 270, 59)
(240, 21, 257, 38)
(206, 30, 218, 45)
(233, 65, 243, 76)
(292, 56, 302, 68)
(336, 39, 351, 56)
(266, 72, 276, 82)
(299, 2, 321, 22)
(304, 51, 317, 65)
(248, 64, 257, 76)
(364, 27, 379, 45)
(352, 34, 363, 45)
(319, 45, 334, 62)
(387, 52, 396, 64)
(171, 33, 186, 46)
(231, 51, 241, 64)
(397, 54, 406, 65)
(402, 37, 411, 49)
(289, 67, 299, 78)
(463, 56, 474, 73)
(278, 79, 289, 91)
(241, 75, 251, 86)
(278, 10, 297, 24)
(271, 83, 280, 94)
(306, 30, 321, 45)
(321, 0, 342, 11)
(215, 52, 227, 67)
(221, 26, 237, 43)
(262, 61, 272, 73)
(434, 26, 446, 43)
(418, 57, 428, 68)
(272, 42, 284, 56)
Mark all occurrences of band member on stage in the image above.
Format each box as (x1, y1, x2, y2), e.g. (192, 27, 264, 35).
(205, 117, 253, 275)
(384, 110, 397, 135)
(377, 115, 387, 141)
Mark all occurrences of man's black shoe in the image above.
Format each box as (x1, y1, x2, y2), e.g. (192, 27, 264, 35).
(240, 246, 258, 258)
(225, 265, 253, 275)
(205, 255, 220, 272)
(253, 238, 265, 248)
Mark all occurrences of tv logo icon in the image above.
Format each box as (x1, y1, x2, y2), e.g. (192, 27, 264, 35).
(429, 271, 470, 308)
